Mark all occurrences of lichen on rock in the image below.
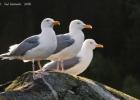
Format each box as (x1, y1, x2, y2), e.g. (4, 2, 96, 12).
(0, 71, 138, 100)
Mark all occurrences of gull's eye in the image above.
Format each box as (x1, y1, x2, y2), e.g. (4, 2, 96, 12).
(90, 42, 93, 44)
(46, 20, 50, 22)
(77, 22, 81, 24)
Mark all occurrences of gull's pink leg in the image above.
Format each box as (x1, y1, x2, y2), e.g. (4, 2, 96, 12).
(60, 60, 64, 72)
(33, 61, 44, 79)
(56, 58, 61, 72)
(38, 60, 42, 70)
(56, 61, 59, 71)
(32, 60, 36, 80)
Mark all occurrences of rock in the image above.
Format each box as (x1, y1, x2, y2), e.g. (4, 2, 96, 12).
(0, 71, 138, 100)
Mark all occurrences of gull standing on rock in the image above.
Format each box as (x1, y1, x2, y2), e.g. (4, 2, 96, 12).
(47, 20, 92, 71)
(43, 39, 103, 75)
(0, 18, 60, 78)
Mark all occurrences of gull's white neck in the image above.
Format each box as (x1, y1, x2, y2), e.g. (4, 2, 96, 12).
(69, 28, 84, 40)
(39, 27, 57, 46)
(41, 27, 54, 35)
(78, 45, 93, 61)
(69, 28, 83, 34)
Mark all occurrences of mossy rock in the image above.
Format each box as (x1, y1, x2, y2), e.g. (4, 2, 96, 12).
(0, 71, 138, 100)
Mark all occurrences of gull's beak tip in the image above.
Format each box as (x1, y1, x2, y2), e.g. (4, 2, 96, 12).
(84, 24, 93, 29)
(53, 20, 60, 26)
(96, 44, 104, 48)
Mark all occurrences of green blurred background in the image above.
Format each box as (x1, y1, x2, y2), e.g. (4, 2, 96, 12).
(0, 0, 140, 98)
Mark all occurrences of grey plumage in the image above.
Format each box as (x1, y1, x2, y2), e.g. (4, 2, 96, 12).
(10, 35, 39, 56)
(54, 34, 75, 53)
(45, 57, 80, 71)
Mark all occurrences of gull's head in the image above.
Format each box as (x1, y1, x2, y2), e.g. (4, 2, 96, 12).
(84, 39, 104, 50)
(41, 18, 60, 30)
(69, 19, 92, 32)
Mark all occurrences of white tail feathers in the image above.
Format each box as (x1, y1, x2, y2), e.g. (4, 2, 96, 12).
(23, 60, 31, 62)
(0, 44, 18, 60)
(9, 44, 19, 52)
(0, 53, 9, 57)
(0, 53, 16, 60)
(0, 52, 11, 60)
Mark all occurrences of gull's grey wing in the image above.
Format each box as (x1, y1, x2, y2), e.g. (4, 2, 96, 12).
(45, 57, 80, 71)
(10, 35, 39, 56)
(54, 34, 75, 53)
(63, 57, 80, 70)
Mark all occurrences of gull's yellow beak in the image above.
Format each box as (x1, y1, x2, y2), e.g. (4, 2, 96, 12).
(83, 24, 92, 29)
(96, 44, 104, 48)
(53, 21, 60, 26)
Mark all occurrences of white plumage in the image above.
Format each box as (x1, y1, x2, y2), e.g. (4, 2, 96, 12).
(0, 18, 60, 79)
(47, 19, 92, 71)
(43, 39, 103, 75)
